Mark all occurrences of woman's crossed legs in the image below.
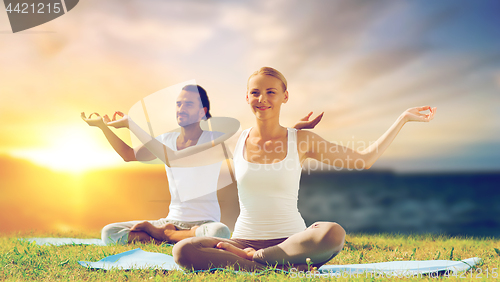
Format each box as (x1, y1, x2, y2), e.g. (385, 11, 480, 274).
(173, 221, 345, 271)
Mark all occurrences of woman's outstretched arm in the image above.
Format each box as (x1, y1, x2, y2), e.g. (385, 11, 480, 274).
(359, 106, 436, 168)
(300, 106, 436, 169)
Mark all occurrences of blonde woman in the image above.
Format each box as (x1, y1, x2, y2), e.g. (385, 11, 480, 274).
(171, 67, 436, 271)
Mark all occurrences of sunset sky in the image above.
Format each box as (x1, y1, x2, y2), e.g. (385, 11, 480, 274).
(0, 0, 499, 233)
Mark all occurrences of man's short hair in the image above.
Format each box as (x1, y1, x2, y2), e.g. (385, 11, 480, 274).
(182, 84, 212, 119)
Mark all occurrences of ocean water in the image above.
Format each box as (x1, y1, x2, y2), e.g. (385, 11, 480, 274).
(298, 170, 500, 238)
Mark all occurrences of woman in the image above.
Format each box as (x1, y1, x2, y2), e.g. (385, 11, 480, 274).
(171, 67, 436, 271)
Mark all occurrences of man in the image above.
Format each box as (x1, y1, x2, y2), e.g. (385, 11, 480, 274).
(82, 85, 231, 244)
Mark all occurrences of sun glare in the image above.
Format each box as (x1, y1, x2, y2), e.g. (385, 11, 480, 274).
(10, 129, 123, 173)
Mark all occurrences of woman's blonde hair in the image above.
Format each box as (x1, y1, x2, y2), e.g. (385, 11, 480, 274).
(247, 67, 287, 91)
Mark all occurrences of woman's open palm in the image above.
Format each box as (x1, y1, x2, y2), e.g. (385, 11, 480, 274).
(404, 106, 436, 122)
(293, 112, 324, 129)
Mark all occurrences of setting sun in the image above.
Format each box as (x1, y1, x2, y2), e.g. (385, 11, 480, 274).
(10, 128, 123, 173)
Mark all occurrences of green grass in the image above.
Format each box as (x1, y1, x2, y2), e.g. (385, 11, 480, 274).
(1, 231, 499, 281)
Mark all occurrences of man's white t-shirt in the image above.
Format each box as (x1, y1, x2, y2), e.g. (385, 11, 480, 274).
(156, 131, 224, 222)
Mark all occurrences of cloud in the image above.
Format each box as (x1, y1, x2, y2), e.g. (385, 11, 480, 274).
(272, 1, 395, 72)
(334, 48, 424, 93)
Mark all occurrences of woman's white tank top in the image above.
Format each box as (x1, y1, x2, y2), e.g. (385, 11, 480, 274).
(231, 127, 307, 239)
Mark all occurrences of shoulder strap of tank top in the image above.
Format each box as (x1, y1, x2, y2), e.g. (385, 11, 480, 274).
(234, 128, 251, 161)
(287, 127, 299, 157)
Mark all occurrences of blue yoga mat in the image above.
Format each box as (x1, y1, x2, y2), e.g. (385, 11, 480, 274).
(24, 238, 106, 246)
(317, 258, 480, 277)
(79, 248, 181, 270)
(78, 248, 480, 276)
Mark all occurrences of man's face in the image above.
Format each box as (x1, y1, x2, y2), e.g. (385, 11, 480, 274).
(176, 90, 205, 127)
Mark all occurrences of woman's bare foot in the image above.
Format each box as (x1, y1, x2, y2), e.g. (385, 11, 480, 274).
(216, 242, 256, 261)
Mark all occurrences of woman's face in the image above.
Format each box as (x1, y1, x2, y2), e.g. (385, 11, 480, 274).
(246, 74, 288, 120)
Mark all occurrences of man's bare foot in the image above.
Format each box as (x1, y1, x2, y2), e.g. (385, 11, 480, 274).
(161, 225, 203, 243)
(163, 223, 177, 231)
(131, 222, 177, 242)
(216, 242, 256, 261)
(163, 225, 197, 241)
(130, 221, 152, 234)
(188, 226, 199, 237)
